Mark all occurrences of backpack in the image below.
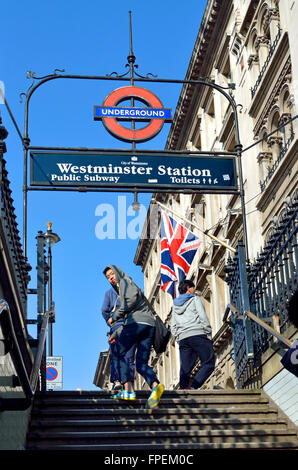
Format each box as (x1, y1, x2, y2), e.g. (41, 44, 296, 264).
(134, 284, 171, 354)
(153, 315, 171, 354)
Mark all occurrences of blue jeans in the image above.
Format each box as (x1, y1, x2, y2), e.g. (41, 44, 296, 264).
(109, 322, 136, 383)
(114, 323, 158, 388)
(179, 334, 215, 389)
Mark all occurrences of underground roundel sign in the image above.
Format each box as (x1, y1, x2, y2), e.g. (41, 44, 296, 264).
(94, 86, 172, 143)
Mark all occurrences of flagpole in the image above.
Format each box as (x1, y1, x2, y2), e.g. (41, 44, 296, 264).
(154, 199, 236, 254)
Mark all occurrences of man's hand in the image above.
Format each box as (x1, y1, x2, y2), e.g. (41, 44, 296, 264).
(107, 317, 114, 327)
(108, 336, 116, 344)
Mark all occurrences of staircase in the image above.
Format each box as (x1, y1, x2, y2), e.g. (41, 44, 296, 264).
(25, 389, 298, 451)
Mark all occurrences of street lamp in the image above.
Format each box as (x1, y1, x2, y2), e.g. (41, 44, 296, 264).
(43, 222, 60, 357)
(132, 191, 141, 212)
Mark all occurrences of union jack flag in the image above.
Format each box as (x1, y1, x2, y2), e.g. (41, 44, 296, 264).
(160, 210, 201, 298)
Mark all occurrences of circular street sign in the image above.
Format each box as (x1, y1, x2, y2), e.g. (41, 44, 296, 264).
(101, 86, 166, 143)
(46, 366, 58, 381)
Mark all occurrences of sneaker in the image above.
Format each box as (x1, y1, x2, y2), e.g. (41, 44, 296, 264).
(145, 383, 165, 409)
(124, 390, 136, 401)
(112, 381, 122, 391)
(113, 390, 136, 400)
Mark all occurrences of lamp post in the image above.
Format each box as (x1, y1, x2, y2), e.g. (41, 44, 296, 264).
(132, 191, 141, 212)
(43, 222, 60, 357)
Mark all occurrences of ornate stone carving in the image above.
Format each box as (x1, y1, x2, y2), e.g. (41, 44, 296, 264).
(279, 113, 291, 125)
(267, 135, 283, 147)
(256, 35, 270, 50)
(248, 54, 259, 67)
(257, 151, 273, 163)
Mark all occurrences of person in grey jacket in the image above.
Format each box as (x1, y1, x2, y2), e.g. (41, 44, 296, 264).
(103, 265, 165, 409)
(171, 279, 215, 389)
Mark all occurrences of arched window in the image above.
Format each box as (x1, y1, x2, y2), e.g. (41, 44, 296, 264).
(247, 29, 260, 83)
(257, 127, 273, 184)
(265, 223, 277, 244)
(259, 5, 271, 42)
(267, 109, 282, 160)
(257, 5, 271, 68)
(249, 2, 281, 98)
(279, 86, 293, 142)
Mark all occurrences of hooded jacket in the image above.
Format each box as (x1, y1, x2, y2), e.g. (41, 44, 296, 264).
(101, 287, 121, 323)
(103, 265, 156, 338)
(171, 293, 212, 342)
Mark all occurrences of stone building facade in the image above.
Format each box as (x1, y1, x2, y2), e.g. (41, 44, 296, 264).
(133, 0, 298, 413)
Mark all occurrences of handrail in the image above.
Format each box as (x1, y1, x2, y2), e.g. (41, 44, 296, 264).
(224, 303, 293, 349)
(0, 299, 50, 409)
(29, 308, 50, 392)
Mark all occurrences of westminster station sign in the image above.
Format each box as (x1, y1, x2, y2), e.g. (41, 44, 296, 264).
(28, 86, 238, 194)
(30, 150, 237, 193)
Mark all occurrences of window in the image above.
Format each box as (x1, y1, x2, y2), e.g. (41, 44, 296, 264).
(248, 2, 281, 98)
(257, 128, 273, 184)
(267, 110, 282, 160)
(247, 29, 260, 83)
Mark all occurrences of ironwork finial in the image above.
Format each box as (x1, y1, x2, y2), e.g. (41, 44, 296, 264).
(127, 11, 136, 65)
(106, 10, 157, 80)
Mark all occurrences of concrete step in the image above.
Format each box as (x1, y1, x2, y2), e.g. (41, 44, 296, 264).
(32, 396, 271, 410)
(27, 428, 298, 448)
(32, 405, 277, 420)
(28, 416, 289, 433)
(33, 389, 264, 402)
(30, 405, 281, 420)
(29, 440, 297, 455)
(26, 441, 298, 451)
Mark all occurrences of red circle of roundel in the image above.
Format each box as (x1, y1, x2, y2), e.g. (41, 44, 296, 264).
(101, 86, 165, 143)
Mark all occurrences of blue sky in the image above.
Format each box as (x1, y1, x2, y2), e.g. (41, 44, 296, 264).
(1, 0, 207, 390)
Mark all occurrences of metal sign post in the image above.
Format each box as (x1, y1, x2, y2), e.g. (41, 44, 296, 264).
(21, 72, 246, 257)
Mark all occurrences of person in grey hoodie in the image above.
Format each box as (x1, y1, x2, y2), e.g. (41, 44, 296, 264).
(171, 279, 215, 389)
(103, 265, 165, 408)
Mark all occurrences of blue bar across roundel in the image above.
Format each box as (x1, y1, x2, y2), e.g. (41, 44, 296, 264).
(94, 106, 172, 121)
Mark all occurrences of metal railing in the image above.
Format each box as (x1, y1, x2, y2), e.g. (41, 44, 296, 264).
(224, 194, 297, 387)
(0, 299, 49, 410)
(0, 152, 31, 318)
(223, 303, 293, 348)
